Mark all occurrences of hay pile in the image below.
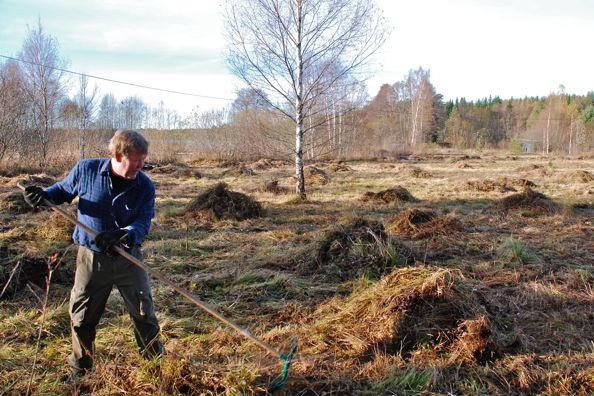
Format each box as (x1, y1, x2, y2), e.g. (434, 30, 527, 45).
(0, 192, 30, 214)
(566, 170, 594, 183)
(148, 164, 202, 178)
(184, 183, 262, 221)
(249, 158, 287, 170)
(263, 180, 290, 195)
(327, 163, 353, 172)
(31, 211, 75, 243)
(305, 267, 499, 364)
(402, 165, 432, 179)
(361, 186, 418, 204)
(455, 161, 472, 169)
(315, 218, 387, 264)
(493, 187, 558, 214)
(223, 165, 255, 177)
(466, 177, 535, 193)
(304, 166, 329, 185)
(386, 208, 463, 239)
(516, 164, 553, 177)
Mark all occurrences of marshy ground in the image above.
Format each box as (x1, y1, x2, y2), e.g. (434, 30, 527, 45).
(0, 151, 593, 395)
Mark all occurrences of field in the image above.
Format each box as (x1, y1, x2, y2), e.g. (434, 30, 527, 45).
(1, 151, 593, 395)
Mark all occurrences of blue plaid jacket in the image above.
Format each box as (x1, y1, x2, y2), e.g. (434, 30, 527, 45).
(44, 158, 155, 252)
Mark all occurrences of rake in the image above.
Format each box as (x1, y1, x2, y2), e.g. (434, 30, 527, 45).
(17, 182, 297, 391)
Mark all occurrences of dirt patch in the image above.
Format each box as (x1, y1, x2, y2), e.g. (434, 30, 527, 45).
(0, 250, 74, 296)
(184, 182, 263, 221)
(386, 208, 464, 239)
(361, 186, 418, 204)
(492, 187, 559, 214)
(466, 177, 536, 193)
(305, 267, 500, 364)
(565, 170, 594, 183)
(263, 180, 290, 195)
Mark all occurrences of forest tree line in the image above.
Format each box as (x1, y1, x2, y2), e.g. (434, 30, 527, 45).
(1, 22, 593, 167)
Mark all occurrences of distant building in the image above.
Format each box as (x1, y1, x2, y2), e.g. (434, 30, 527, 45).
(519, 139, 538, 153)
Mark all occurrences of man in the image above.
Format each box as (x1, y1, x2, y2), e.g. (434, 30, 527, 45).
(23, 129, 163, 377)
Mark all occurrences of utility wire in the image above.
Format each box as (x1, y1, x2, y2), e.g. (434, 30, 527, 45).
(0, 54, 234, 101)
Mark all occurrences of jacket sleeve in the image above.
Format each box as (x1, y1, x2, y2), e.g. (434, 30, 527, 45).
(44, 162, 80, 204)
(122, 183, 155, 246)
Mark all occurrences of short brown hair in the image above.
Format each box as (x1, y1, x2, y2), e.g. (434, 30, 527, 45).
(109, 129, 149, 157)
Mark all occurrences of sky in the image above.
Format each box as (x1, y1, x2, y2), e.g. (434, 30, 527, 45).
(1, 0, 593, 118)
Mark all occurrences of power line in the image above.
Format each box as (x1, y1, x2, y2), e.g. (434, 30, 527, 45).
(0, 54, 234, 101)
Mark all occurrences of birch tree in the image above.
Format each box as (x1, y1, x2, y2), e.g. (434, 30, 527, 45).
(225, 0, 388, 198)
(75, 75, 98, 159)
(19, 20, 67, 166)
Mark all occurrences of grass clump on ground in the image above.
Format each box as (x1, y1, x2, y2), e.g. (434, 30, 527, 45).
(184, 182, 263, 222)
(386, 208, 464, 239)
(361, 186, 418, 204)
(492, 187, 559, 214)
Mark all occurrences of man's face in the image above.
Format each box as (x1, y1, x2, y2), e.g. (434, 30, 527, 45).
(115, 149, 147, 180)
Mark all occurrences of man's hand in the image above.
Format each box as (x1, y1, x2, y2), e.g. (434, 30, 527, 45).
(94, 229, 128, 253)
(23, 185, 49, 208)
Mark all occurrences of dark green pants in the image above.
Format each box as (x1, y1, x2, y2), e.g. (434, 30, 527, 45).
(68, 246, 163, 373)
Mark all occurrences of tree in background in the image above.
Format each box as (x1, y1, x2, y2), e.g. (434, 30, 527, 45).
(0, 59, 28, 161)
(225, 0, 388, 198)
(18, 19, 67, 166)
(75, 75, 98, 159)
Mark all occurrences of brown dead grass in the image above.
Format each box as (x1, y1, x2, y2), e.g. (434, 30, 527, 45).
(304, 166, 329, 185)
(302, 267, 499, 365)
(386, 208, 464, 239)
(0, 191, 30, 214)
(361, 186, 418, 204)
(565, 170, 594, 183)
(184, 182, 262, 221)
(493, 187, 559, 214)
(466, 177, 536, 193)
(248, 158, 287, 170)
(263, 179, 290, 195)
(402, 165, 432, 178)
(327, 163, 353, 172)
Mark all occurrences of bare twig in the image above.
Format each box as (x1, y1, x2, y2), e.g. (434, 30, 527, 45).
(25, 248, 71, 396)
(0, 260, 21, 299)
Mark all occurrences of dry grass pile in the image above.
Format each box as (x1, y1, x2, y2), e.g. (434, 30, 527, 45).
(516, 164, 553, 177)
(466, 177, 535, 193)
(566, 170, 594, 183)
(455, 161, 472, 169)
(403, 165, 432, 178)
(263, 179, 290, 195)
(309, 218, 408, 280)
(223, 165, 256, 177)
(184, 182, 262, 221)
(448, 155, 481, 163)
(386, 208, 463, 239)
(304, 267, 499, 364)
(0, 191, 30, 214)
(315, 218, 386, 264)
(493, 187, 558, 214)
(248, 158, 287, 170)
(328, 163, 353, 172)
(361, 186, 418, 204)
(31, 211, 75, 243)
(304, 166, 329, 185)
(148, 164, 202, 178)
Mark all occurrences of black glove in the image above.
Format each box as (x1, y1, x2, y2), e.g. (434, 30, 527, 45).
(94, 229, 128, 253)
(23, 185, 49, 208)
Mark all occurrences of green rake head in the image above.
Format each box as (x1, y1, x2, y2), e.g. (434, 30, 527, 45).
(268, 338, 298, 392)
